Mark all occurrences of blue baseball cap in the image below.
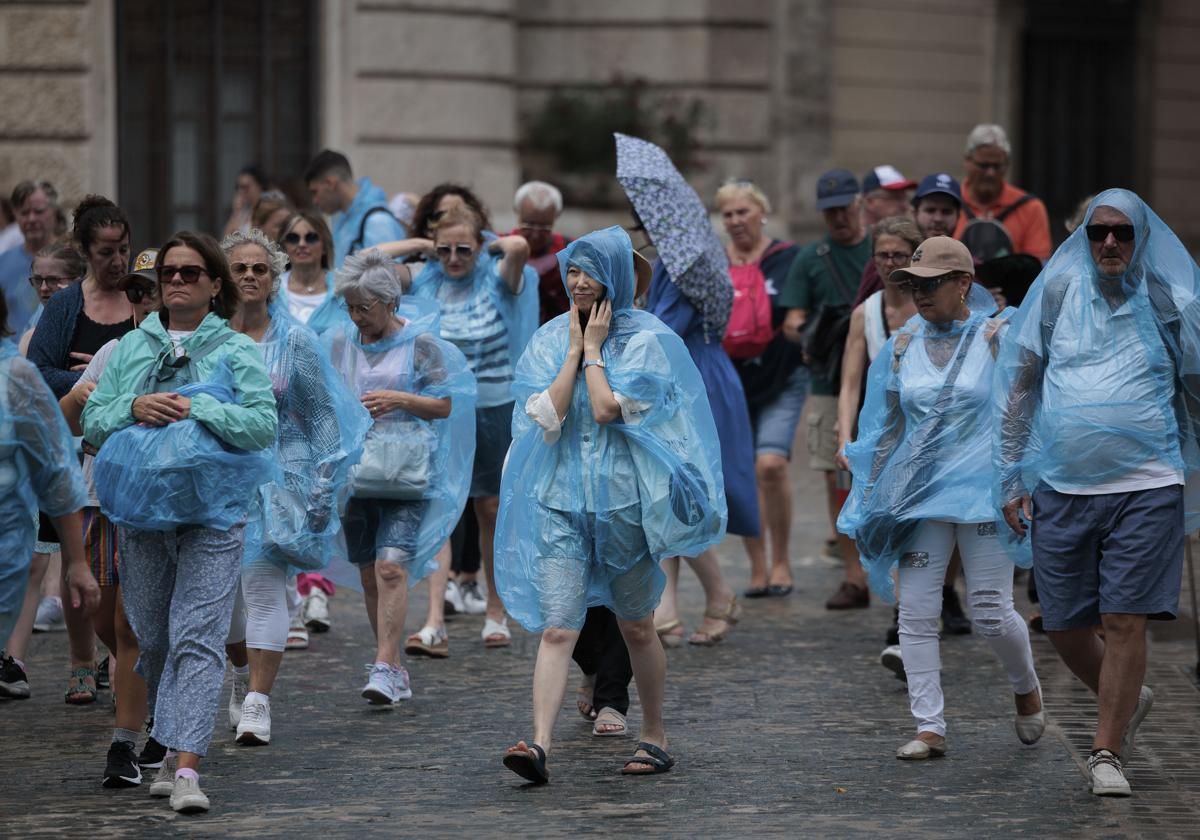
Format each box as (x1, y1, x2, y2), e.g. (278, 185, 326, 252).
(816, 169, 860, 210)
(912, 172, 962, 207)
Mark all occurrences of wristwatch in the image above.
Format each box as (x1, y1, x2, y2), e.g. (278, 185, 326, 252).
(582, 358, 606, 370)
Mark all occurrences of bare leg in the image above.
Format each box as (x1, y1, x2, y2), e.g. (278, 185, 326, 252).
(684, 549, 736, 638)
(6, 552, 49, 661)
(60, 553, 97, 669)
(474, 496, 505, 623)
(530, 627, 581, 754)
(757, 453, 794, 587)
(226, 640, 248, 668)
(112, 590, 147, 732)
(92, 585, 120, 655)
(42, 552, 62, 599)
(617, 615, 668, 770)
(654, 556, 681, 624)
(1094, 613, 1147, 753)
(825, 472, 864, 587)
(373, 560, 409, 668)
(423, 542, 451, 630)
(246, 648, 284, 695)
(360, 563, 380, 639)
(1046, 626, 1104, 694)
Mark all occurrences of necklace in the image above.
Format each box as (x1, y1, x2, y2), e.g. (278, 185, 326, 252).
(291, 273, 323, 294)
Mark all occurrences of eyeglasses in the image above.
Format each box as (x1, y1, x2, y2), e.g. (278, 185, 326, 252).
(436, 244, 475, 260)
(339, 299, 381, 316)
(28, 274, 75, 289)
(1085, 224, 1135, 243)
(124, 284, 158, 304)
(156, 265, 208, 285)
(967, 157, 1006, 173)
(900, 274, 961, 295)
(284, 231, 320, 246)
(518, 222, 553, 233)
(231, 262, 270, 277)
(873, 251, 912, 265)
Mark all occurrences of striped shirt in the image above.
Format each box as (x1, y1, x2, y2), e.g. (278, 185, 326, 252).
(437, 274, 512, 408)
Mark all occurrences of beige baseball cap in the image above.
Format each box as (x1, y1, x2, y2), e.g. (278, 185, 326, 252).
(890, 236, 974, 281)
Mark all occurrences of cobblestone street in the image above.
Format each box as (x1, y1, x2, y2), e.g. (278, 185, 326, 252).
(3, 458, 1199, 839)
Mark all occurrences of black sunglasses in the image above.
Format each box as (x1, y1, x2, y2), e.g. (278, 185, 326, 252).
(284, 231, 320, 246)
(124, 284, 158, 304)
(900, 274, 962, 295)
(1085, 224, 1135, 243)
(156, 265, 208, 284)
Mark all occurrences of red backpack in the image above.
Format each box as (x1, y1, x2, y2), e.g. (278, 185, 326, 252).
(722, 261, 775, 360)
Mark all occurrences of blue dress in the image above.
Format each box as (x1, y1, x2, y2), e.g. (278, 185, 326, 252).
(647, 261, 760, 537)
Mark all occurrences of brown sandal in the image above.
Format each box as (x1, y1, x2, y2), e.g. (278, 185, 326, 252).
(688, 595, 741, 647)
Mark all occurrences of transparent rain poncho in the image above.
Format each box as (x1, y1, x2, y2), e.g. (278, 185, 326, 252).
(94, 361, 277, 532)
(838, 285, 1023, 601)
(494, 226, 727, 632)
(0, 339, 89, 643)
(320, 301, 477, 587)
(995, 188, 1200, 529)
(408, 238, 539, 408)
(240, 305, 372, 573)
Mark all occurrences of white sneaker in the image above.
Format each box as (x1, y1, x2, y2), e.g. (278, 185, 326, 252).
(1121, 685, 1153, 759)
(149, 752, 178, 797)
(361, 663, 412, 705)
(227, 671, 247, 731)
(33, 596, 64, 632)
(170, 773, 210, 813)
(879, 645, 905, 681)
(303, 589, 331, 633)
(459, 580, 487, 615)
(236, 696, 271, 746)
(1088, 749, 1131, 796)
(444, 580, 465, 616)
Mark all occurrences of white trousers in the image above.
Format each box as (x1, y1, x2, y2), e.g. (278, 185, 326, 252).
(897, 520, 1040, 737)
(225, 560, 289, 652)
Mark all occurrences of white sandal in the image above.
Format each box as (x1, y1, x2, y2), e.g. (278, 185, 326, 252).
(285, 623, 309, 650)
(482, 617, 511, 648)
(592, 706, 627, 737)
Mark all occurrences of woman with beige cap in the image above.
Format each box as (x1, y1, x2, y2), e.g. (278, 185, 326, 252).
(837, 236, 1044, 760)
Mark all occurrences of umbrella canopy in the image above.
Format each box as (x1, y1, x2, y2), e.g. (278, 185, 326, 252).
(615, 133, 732, 342)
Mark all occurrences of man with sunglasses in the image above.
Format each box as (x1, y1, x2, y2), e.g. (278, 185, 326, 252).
(952, 124, 1051, 262)
(997, 189, 1200, 797)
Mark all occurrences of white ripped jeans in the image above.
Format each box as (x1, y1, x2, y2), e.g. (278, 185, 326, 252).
(897, 520, 1040, 737)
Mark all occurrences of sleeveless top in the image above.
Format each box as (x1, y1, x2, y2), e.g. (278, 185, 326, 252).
(863, 290, 890, 362)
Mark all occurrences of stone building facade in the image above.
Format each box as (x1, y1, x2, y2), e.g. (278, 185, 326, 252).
(1, 0, 1196, 250)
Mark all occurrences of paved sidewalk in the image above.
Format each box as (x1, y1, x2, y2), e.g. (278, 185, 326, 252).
(2, 469, 1198, 837)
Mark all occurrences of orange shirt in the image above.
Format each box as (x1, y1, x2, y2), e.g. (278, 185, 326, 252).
(953, 181, 1053, 262)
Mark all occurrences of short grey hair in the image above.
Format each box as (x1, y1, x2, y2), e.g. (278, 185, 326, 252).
(335, 250, 403, 305)
(965, 123, 1011, 157)
(513, 180, 563, 215)
(220, 227, 287, 295)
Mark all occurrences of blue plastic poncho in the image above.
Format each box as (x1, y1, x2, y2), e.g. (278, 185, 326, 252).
(93, 361, 277, 531)
(321, 303, 476, 587)
(408, 239, 539, 409)
(995, 189, 1200, 529)
(241, 306, 371, 572)
(494, 226, 727, 632)
(838, 285, 1023, 601)
(0, 339, 88, 643)
(278, 270, 351, 335)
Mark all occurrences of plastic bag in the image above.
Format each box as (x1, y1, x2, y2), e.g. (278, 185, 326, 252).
(94, 362, 276, 532)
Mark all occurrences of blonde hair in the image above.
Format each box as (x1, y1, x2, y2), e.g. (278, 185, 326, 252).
(715, 179, 772, 215)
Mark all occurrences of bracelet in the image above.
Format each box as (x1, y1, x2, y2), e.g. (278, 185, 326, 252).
(583, 358, 606, 370)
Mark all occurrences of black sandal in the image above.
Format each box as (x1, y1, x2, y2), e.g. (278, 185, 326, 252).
(503, 742, 549, 784)
(622, 741, 675, 775)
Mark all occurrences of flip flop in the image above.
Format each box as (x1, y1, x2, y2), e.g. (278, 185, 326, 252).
(622, 741, 675, 775)
(503, 742, 549, 784)
(593, 707, 627, 737)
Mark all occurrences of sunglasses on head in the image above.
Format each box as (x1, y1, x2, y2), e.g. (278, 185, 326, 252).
(436, 244, 475, 259)
(231, 262, 270, 277)
(284, 231, 320, 246)
(1085, 224, 1135, 243)
(156, 265, 208, 284)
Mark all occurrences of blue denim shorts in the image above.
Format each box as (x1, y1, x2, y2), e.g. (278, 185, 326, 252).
(471, 401, 514, 498)
(752, 366, 809, 459)
(1031, 484, 1184, 631)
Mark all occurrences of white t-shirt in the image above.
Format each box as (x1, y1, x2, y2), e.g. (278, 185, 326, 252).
(167, 329, 194, 357)
(78, 338, 120, 507)
(288, 291, 326, 325)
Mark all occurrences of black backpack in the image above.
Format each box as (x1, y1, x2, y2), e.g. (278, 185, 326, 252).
(348, 206, 399, 257)
(961, 194, 1036, 262)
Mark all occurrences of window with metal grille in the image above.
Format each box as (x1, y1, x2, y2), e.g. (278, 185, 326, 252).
(116, 0, 317, 245)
